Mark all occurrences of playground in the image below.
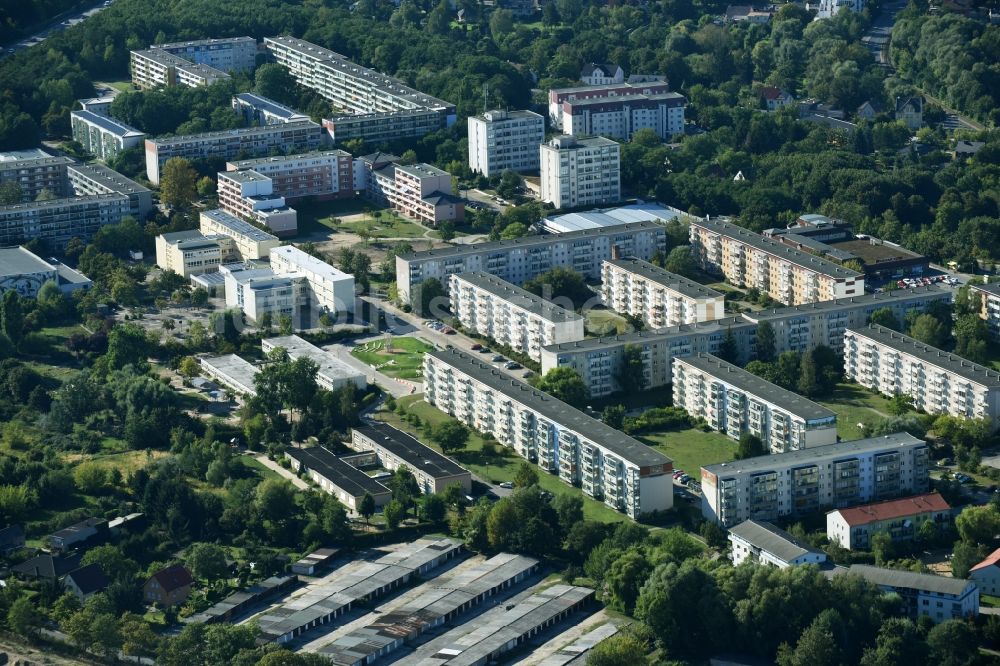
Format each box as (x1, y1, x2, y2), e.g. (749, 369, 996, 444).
(350, 336, 434, 379)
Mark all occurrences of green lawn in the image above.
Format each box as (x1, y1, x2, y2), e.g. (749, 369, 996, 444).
(818, 383, 893, 440)
(377, 396, 632, 523)
(296, 199, 428, 239)
(638, 427, 738, 475)
(340, 215, 428, 239)
(351, 336, 434, 379)
(585, 309, 630, 337)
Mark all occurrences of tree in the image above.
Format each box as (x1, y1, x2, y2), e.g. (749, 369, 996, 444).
(420, 493, 447, 523)
(256, 479, 297, 521)
(8, 595, 41, 637)
(605, 549, 652, 613)
(755, 320, 776, 361)
(187, 543, 228, 581)
(776, 609, 844, 666)
(513, 461, 539, 488)
(160, 157, 198, 209)
(496, 170, 524, 199)
(500, 222, 529, 240)
(535, 367, 588, 407)
(429, 421, 469, 453)
(909, 313, 948, 348)
(601, 404, 626, 429)
(107, 322, 150, 370)
(887, 393, 914, 416)
(717, 327, 740, 364)
(255, 63, 299, 104)
(383, 499, 405, 529)
(926, 620, 978, 666)
(486, 498, 519, 550)
(664, 246, 696, 277)
(489, 8, 514, 36)
(179, 356, 201, 378)
(797, 349, 819, 397)
(951, 541, 987, 579)
(634, 560, 729, 655)
(868, 307, 899, 330)
(523, 267, 593, 308)
(871, 530, 894, 566)
(859, 618, 926, 666)
(615, 344, 646, 393)
(955, 504, 1000, 544)
(587, 631, 649, 666)
(359, 492, 375, 528)
(734, 432, 766, 459)
(1, 290, 24, 346)
(196, 176, 215, 197)
(415, 277, 445, 315)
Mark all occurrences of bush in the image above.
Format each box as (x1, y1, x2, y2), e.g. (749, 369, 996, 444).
(623, 406, 692, 434)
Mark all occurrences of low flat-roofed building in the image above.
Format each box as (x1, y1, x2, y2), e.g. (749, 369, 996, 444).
(729, 519, 828, 568)
(262, 335, 366, 391)
(66, 162, 152, 219)
(673, 353, 838, 453)
(0, 193, 130, 248)
(290, 548, 339, 576)
(199, 209, 280, 260)
(198, 354, 260, 398)
(602, 257, 725, 328)
(0, 246, 91, 297)
(0, 149, 74, 200)
(232, 92, 310, 125)
(844, 564, 978, 623)
(269, 245, 355, 314)
(47, 517, 107, 552)
(351, 422, 472, 495)
(155, 230, 234, 277)
(449, 271, 585, 363)
(78, 96, 114, 116)
(286, 445, 391, 513)
(70, 110, 145, 161)
(826, 492, 951, 550)
(540, 203, 691, 234)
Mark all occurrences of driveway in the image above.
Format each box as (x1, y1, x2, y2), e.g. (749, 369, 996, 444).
(252, 453, 309, 490)
(2, 0, 115, 55)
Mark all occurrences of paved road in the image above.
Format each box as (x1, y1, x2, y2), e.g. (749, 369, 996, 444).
(861, 0, 907, 67)
(2, 0, 115, 56)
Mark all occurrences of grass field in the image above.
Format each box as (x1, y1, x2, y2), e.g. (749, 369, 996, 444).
(296, 199, 429, 239)
(64, 449, 170, 474)
(585, 309, 630, 337)
(818, 383, 893, 440)
(377, 395, 632, 523)
(351, 336, 434, 379)
(638, 427, 738, 475)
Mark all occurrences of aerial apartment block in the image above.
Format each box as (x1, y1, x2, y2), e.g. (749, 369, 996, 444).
(155, 230, 234, 277)
(144, 120, 324, 185)
(285, 445, 392, 514)
(198, 209, 280, 260)
(689, 217, 864, 305)
(0, 149, 75, 200)
(602, 257, 725, 328)
(542, 286, 951, 398)
(156, 37, 257, 73)
(231, 93, 310, 126)
(970, 281, 1000, 337)
(130, 48, 231, 89)
(700, 432, 931, 526)
(423, 348, 674, 518)
(66, 163, 152, 220)
(561, 92, 687, 141)
(844, 324, 1000, 426)
(844, 565, 978, 624)
(396, 220, 667, 305)
(539, 135, 621, 209)
(826, 492, 951, 550)
(728, 520, 828, 568)
(226, 150, 354, 202)
(366, 161, 464, 226)
(269, 245, 355, 315)
(0, 194, 130, 248)
(263, 36, 456, 143)
(70, 111, 145, 162)
(349, 423, 473, 495)
(548, 79, 671, 128)
(467, 109, 546, 177)
(673, 353, 838, 453)
(216, 169, 298, 237)
(448, 271, 585, 362)
(262, 335, 366, 391)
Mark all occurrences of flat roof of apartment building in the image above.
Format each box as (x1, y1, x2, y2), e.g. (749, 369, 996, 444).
(453, 271, 583, 324)
(428, 348, 671, 469)
(270, 245, 352, 282)
(70, 110, 144, 139)
(692, 217, 863, 280)
(847, 324, 1000, 388)
(544, 135, 620, 150)
(286, 445, 390, 497)
(472, 109, 544, 123)
(676, 353, 836, 422)
(149, 119, 320, 146)
(703, 432, 925, 477)
(543, 316, 752, 354)
(0, 247, 55, 277)
(729, 520, 823, 563)
(219, 169, 271, 184)
(177, 62, 230, 79)
(400, 220, 665, 262)
(605, 257, 723, 301)
(0, 193, 128, 213)
(263, 334, 363, 383)
(396, 162, 450, 179)
(970, 281, 1000, 297)
(158, 36, 256, 48)
(131, 48, 190, 66)
(743, 285, 948, 322)
(0, 149, 74, 169)
(201, 208, 278, 242)
(227, 149, 351, 170)
(563, 91, 687, 109)
(354, 422, 470, 480)
(550, 81, 669, 96)
(67, 163, 150, 195)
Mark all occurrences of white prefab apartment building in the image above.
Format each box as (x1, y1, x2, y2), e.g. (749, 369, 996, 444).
(826, 492, 951, 550)
(261, 335, 366, 392)
(448, 271, 585, 362)
(130, 49, 231, 89)
(844, 324, 1000, 427)
(970, 282, 1000, 338)
(728, 519, 828, 568)
(423, 348, 674, 518)
(845, 565, 978, 624)
(673, 353, 838, 453)
(156, 37, 257, 73)
(368, 162, 464, 226)
(0, 194, 130, 248)
(700, 432, 931, 527)
(144, 120, 324, 185)
(689, 217, 864, 305)
(226, 150, 354, 202)
(70, 111, 146, 162)
(0, 149, 75, 200)
(548, 80, 671, 128)
(540, 135, 621, 209)
(602, 257, 725, 328)
(66, 163, 153, 220)
(396, 220, 666, 305)
(155, 230, 233, 277)
(561, 92, 687, 141)
(467, 109, 546, 177)
(198, 209, 280, 260)
(216, 169, 298, 237)
(269, 245, 355, 315)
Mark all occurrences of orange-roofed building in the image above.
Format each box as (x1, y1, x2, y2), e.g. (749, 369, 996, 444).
(970, 548, 1000, 596)
(826, 492, 951, 550)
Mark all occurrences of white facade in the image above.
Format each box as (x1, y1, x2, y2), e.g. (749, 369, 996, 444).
(0, 194, 130, 249)
(198, 209, 280, 260)
(970, 550, 1000, 596)
(222, 264, 308, 326)
(216, 170, 298, 237)
(844, 324, 1000, 428)
(728, 519, 828, 568)
(262, 335, 366, 391)
(701, 433, 931, 527)
(673, 354, 838, 453)
(826, 492, 951, 550)
(467, 109, 545, 177)
(539, 136, 620, 209)
(580, 63, 625, 86)
(602, 257, 725, 327)
(847, 565, 978, 624)
(562, 93, 686, 141)
(448, 271, 585, 362)
(130, 48, 230, 89)
(70, 111, 145, 162)
(155, 230, 233, 277)
(423, 348, 673, 519)
(815, 0, 864, 20)
(66, 163, 153, 220)
(157, 37, 257, 73)
(269, 244, 355, 314)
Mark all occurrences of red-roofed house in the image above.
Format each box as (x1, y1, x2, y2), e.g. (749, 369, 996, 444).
(143, 564, 194, 607)
(970, 548, 1000, 596)
(826, 492, 951, 550)
(760, 86, 794, 111)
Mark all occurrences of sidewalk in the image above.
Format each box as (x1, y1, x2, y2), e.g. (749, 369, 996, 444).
(253, 454, 309, 490)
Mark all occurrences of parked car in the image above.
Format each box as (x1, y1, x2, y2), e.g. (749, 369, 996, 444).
(491, 355, 504, 362)
(470, 343, 483, 351)
(498, 481, 513, 489)
(479, 347, 491, 353)
(504, 361, 521, 370)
